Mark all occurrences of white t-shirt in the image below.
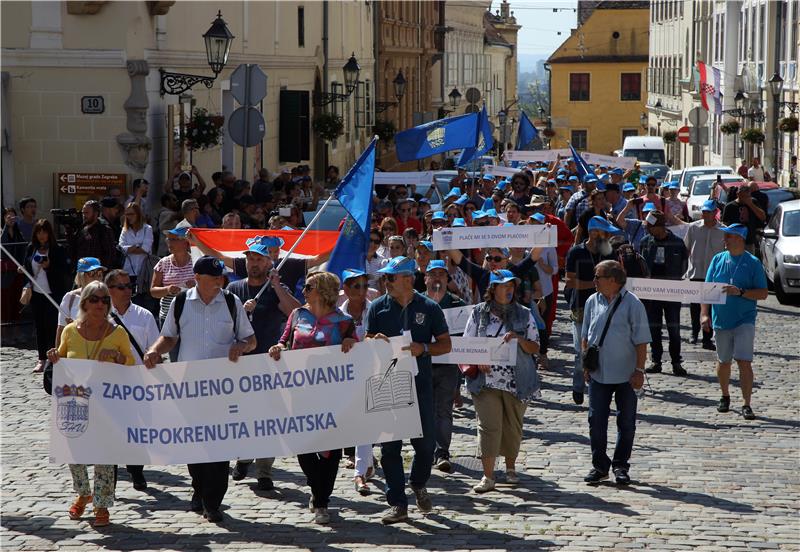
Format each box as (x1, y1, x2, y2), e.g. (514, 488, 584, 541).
(747, 166, 765, 181)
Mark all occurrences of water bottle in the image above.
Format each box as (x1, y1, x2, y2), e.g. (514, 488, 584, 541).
(635, 385, 646, 399)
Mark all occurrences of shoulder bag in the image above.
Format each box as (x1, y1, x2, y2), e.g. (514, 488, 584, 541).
(582, 293, 625, 373)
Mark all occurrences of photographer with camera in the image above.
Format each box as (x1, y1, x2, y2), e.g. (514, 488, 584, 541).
(72, 200, 118, 270)
(581, 260, 650, 486)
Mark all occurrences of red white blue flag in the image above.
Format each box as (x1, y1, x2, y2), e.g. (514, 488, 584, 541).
(696, 61, 722, 115)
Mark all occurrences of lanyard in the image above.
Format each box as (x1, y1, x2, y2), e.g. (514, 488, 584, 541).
(725, 254, 745, 285)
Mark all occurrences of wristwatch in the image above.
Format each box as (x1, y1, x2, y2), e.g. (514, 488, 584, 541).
(635, 367, 645, 373)
(738, 287, 745, 297)
(422, 343, 430, 356)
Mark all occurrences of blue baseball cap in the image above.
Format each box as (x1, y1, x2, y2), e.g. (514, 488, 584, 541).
(76, 257, 105, 273)
(642, 202, 658, 212)
(193, 255, 225, 277)
(452, 217, 466, 227)
(444, 187, 462, 200)
(622, 183, 636, 192)
(546, 179, 557, 186)
(431, 210, 447, 221)
(488, 269, 519, 286)
(599, 173, 610, 181)
(667, 181, 680, 189)
(426, 259, 448, 273)
(701, 199, 718, 212)
(720, 223, 748, 240)
(454, 193, 469, 206)
(246, 235, 285, 249)
(495, 180, 510, 191)
(639, 176, 648, 184)
(165, 226, 190, 238)
(559, 185, 574, 192)
(244, 242, 270, 256)
(482, 197, 495, 211)
(568, 175, 579, 182)
(587, 216, 622, 235)
(530, 212, 546, 224)
(417, 240, 433, 251)
(481, 174, 495, 181)
(342, 268, 367, 282)
(485, 208, 499, 219)
(377, 256, 416, 275)
(583, 175, 598, 183)
(472, 210, 488, 220)
(611, 168, 625, 175)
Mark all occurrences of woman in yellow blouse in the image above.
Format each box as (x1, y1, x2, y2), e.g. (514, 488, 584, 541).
(47, 280, 133, 527)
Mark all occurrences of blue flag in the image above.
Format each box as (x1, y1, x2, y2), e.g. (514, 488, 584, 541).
(457, 105, 494, 167)
(395, 112, 479, 162)
(515, 111, 539, 150)
(327, 138, 377, 279)
(568, 143, 599, 184)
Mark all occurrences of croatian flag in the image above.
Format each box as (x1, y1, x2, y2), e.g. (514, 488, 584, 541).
(696, 61, 722, 115)
(191, 229, 339, 261)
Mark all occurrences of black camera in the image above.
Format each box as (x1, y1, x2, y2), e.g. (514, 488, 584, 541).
(50, 208, 82, 228)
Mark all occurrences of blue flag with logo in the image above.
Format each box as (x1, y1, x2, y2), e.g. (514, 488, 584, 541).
(456, 105, 494, 167)
(568, 143, 599, 184)
(515, 111, 539, 150)
(327, 137, 377, 279)
(395, 112, 479, 162)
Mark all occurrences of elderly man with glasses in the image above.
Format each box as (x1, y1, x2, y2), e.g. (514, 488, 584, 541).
(581, 260, 650, 486)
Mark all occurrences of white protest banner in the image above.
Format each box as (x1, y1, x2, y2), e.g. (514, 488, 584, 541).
(667, 224, 689, 240)
(442, 305, 472, 334)
(503, 149, 571, 162)
(50, 341, 421, 465)
(625, 277, 727, 304)
(581, 152, 637, 170)
(483, 165, 519, 178)
(437, 337, 517, 365)
(431, 224, 557, 251)
(374, 171, 434, 186)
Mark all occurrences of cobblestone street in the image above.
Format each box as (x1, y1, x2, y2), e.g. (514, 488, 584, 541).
(2, 294, 799, 551)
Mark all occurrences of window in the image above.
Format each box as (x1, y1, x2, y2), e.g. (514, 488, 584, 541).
(298, 7, 304, 48)
(463, 53, 473, 84)
(446, 52, 458, 86)
(571, 130, 588, 150)
(620, 73, 641, 101)
(622, 129, 639, 142)
(355, 81, 366, 129)
(279, 90, 309, 162)
(569, 73, 590, 101)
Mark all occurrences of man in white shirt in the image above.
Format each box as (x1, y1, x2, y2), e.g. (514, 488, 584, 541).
(747, 157, 766, 182)
(106, 269, 160, 491)
(144, 256, 255, 524)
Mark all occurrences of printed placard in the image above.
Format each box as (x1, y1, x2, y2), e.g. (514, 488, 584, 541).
(436, 337, 518, 365)
(442, 305, 472, 334)
(432, 225, 557, 251)
(625, 277, 727, 304)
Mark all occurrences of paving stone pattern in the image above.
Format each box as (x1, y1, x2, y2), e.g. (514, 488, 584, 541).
(2, 293, 799, 551)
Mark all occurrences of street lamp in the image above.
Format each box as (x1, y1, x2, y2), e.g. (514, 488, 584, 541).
(640, 112, 648, 130)
(734, 90, 745, 110)
(769, 72, 784, 176)
(160, 11, 234, 95)
(375, 70, 407, 113)
(498, 110, 507, 126)
(448, 88, 462, 108)
(315, 53, 362, 106)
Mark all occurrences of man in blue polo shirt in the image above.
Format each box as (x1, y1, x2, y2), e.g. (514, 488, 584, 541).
(701, 223, 768, 420)
(365, 256, 452, 524)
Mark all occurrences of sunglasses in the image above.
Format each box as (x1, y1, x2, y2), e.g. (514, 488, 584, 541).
(109, 283, 135, 290)
(347, 283, 368, 290)
(485, 255, 504, 263)
(86, 295, 111, 305)
(302, 283, 316, 292)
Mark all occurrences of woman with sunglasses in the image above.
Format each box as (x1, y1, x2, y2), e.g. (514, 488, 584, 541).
(448, 244, 544, 299)
(55, 257, 108, 362)
(366, 230, 385, 290)
(378, 217, 398, 258)
(386, 235, 406, 259)
(46, 281, 134, 527)
(24, 219, 70, 372)
(395, 199, 421, 235)
(463, 270, 540, 493)
(269, 272, 357, 524)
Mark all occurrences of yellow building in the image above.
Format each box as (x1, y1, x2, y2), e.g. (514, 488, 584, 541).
(547, 1, 649, 155)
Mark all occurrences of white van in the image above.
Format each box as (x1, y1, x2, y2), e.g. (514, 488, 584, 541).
(621, 136, 666, 165)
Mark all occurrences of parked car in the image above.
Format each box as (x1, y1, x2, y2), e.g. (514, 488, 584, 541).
(678, 165, 735, 197)
(712, 181, 800, 218)
(687, 174, 746, 220)
(622, 136, 666, 164)
(761, 199, 800, 304)
(665, 168, 683, 186)
(638, 162, 670, 185)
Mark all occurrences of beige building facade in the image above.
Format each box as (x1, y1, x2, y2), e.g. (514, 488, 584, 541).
(1, 1, 375, 214)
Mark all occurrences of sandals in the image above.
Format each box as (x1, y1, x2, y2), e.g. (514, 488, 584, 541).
(354, 476, 370, 496)
(68, 495, 92, 520)
(92, 507, 110, 527)
(32, 360, 45, 373)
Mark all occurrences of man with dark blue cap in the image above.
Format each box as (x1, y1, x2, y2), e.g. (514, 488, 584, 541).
(366, 256, 452, 524)
(144, 255, 256, 523)
(565, 217, 620, 404)
(423, 259, 466, 473)
(701, 224, 768, 420)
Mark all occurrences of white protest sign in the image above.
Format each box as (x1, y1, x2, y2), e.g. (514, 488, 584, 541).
(503, 149, 571, 162)
(581, 152, 637, 170)
(667, 224, 689, 240)
(49, 341, 422, 465)
(437, 337, 518, 365)
(483, 165, 519, 178)
(374, 171, 434, 186)
(431, 225, 557, 251)
(442, 305, 472, 334)
(625, 277, 727, 304)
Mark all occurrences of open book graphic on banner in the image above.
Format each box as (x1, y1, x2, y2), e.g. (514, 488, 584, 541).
(366, 359, 415, 413)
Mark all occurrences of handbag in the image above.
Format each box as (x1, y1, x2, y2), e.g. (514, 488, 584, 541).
(582, 293, 625, 373)
(458, 323, 504, 380)
(19, 285, 32, 306)
(136, 254, 160, 295)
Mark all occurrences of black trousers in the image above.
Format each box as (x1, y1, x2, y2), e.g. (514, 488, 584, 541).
(644, 299, 682, 365)
(689, 302, 714, 343)
(187, 461, 230, 511)
(297, 449, 342, 508)
(32, 292, 58, 360)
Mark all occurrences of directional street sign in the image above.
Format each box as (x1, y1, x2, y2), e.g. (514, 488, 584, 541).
(229, 106, 266, 148)
(53, 173, 127, 209)
(677, 126, 690, 143)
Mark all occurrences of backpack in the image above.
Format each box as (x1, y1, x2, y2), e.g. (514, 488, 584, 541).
(172, 289, 238, 337)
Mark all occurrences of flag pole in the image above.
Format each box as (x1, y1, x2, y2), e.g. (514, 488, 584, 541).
(0, 243, 70, 317)
(253, 191, 337, 301)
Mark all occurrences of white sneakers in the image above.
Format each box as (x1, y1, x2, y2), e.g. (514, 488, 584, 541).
(473, 476, 496, 493)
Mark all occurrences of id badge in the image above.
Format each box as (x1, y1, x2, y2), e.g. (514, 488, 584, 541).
(655, 246, 665, 264)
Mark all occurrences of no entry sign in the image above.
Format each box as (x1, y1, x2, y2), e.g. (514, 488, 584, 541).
(677, 126, 690, 143)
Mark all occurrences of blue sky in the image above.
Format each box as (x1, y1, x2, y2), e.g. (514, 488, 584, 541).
(491, 0, 578, 57)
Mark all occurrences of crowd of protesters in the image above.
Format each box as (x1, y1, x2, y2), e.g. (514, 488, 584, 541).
(0, 153, 772, 528)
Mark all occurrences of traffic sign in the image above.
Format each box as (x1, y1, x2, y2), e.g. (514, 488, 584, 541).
(228, 106, 266, 147)
(688, 106, 708, 126)
(230, 64, 267, 106)
(465, 87, 481, 104)
(677, 126, 690, 143)
(689, 127, 709, 145)
(53, 173, 127, 209)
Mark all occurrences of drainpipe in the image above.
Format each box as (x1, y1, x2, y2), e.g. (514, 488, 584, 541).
(322, 0, 329, 169)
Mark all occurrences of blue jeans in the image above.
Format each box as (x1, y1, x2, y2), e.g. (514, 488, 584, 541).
(588, 379, 638, 473)
(381, 371, 435, 507)
(572, 320, 585, 394)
